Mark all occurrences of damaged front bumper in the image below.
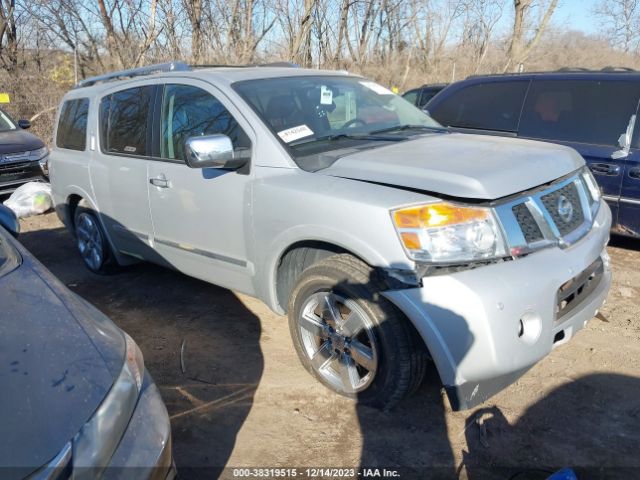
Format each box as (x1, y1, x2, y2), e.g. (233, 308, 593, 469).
(382, 203, 612, 410)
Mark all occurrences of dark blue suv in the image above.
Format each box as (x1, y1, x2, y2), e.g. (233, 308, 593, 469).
(425, 69, 640, 237)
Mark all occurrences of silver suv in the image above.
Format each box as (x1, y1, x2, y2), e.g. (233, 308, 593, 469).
(50, 62, 612, 410)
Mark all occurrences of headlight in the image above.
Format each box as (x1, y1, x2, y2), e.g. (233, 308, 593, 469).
(392, 202, 507, 263)
(72, 333, 144, 475)
(27, 146, 48, 161)
(582, 167, 601, 202)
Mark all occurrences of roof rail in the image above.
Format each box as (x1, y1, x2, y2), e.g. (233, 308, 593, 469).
(601, 66, 636, 72)
(556, 67, 592, 72)
(75, 61, 190, 89)
(191, 61, 299, 69)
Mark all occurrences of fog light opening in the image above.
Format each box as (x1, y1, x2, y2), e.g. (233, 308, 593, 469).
(553, 330, 565, 344)
(518, 312, 542, 344)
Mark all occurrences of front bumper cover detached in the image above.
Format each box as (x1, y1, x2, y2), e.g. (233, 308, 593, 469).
(382, 202, 612, 410)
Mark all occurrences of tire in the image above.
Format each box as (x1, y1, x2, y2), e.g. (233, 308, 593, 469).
(287, 254, 428, 410)
(73, 201, 118, 274)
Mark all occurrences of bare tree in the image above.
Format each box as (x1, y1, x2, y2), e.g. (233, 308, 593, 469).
(0, 0, 18, 71)
(594, 0, 640, 53)
(504, 0, 558, 72)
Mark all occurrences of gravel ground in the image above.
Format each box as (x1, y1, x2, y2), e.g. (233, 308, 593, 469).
(16, 213, 640, 480)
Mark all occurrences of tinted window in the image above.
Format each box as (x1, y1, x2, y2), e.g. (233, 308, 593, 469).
(0, 108, 15, 131)
(100, 86, 154, 156)
(161, 84, 250, 161)
(430, 81, 529, 132)
(56, 98, 89, 150)
(519, 80, 640, 146)
(419, 88, 441, 108)
(402, 89, 420, 106)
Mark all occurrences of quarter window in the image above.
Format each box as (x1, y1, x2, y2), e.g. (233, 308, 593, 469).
(519, 80, 640, 146)
(100, 86, 154, 156)
(161, 84, 250, 161)
(56, 98, 90, 151)
(430, 81, 529, 132)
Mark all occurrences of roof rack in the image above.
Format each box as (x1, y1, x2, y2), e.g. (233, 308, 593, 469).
(75, 60, 299, 88)
(191, 61, 299, 69)
(75, 61, 190, 88)
(601, 66, 636, 72)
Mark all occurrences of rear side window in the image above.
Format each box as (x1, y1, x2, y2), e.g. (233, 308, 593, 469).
(430, 81, 529, 132)
(100, 86, 154, 156)
(56, 98, 90, 151)
(160, 84, 250, 161)
(519, 80, 640, 146)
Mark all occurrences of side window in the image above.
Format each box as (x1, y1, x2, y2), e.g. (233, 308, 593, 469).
(161, 84, 250, 161)
(100, 86, 154, 156)
(520, 80, 640, 146)
(402, 89, 420, 106)
(56, 98, 90, 151)
(429, 81, 529, 132)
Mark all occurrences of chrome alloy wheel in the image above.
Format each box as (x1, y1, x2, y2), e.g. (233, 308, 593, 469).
(76, 212, 104, 271)
(298, 292, 378, 394)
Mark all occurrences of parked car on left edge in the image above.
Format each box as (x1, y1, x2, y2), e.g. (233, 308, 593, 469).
(0, 204, 175, 480)
(0, 107, 49, 195)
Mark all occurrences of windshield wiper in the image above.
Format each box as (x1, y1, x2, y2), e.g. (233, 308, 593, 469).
(289, 133, 406, 146)
(370, 124, 447, 135)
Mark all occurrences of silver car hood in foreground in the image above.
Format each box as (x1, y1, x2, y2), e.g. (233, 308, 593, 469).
(318, 133, 585, 200)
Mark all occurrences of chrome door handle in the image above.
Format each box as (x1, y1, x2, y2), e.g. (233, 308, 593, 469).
(149, 176, 170, 188)
(589, 163, 620, 176)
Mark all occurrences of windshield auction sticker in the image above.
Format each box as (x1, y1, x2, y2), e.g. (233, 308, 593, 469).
(277, 124, 314, 143)
(359, 81, 394, 95)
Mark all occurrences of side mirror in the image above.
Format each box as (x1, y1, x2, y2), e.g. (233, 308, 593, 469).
(185, 134, 247, 169)
(0, 205, 20, 238)
(18, 119, 31, 129)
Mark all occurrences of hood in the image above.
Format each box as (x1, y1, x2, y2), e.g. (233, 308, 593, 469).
(0, 128, 45, 154)
(0, 235, 124, 477)
(317, 133, 585, 200)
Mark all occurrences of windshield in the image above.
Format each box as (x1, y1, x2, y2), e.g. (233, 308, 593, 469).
(233, 75, 444, 169)
(0, 109, 16, 131)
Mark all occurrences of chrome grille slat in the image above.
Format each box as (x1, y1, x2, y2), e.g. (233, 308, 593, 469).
(494, 171, 599, 256)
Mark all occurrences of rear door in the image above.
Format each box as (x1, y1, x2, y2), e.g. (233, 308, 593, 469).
(518, 79, 640, 224)
(90, 84, 158, 260)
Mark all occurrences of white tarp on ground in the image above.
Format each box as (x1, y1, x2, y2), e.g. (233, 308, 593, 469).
(3, 182, 53, 218)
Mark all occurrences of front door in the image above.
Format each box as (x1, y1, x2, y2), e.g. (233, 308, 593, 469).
(147, 81, 255, 294)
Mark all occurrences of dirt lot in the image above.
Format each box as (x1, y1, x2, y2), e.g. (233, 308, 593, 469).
(16, 213, 640, 480)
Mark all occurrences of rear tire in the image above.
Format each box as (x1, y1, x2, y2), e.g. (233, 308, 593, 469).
(73, 201, 118, 274)
(287, 254, 428, 410)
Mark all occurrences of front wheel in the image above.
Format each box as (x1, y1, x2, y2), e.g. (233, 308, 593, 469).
(287, 254, 427, 409)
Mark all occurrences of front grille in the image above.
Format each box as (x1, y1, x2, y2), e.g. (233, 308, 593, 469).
(0, 160, 31, 172)
(512, 203, 544, 243)
(541, 182, 585, 236)
(555, 257, 604, 324)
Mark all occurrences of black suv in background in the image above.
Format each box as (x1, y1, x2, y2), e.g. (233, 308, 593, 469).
(425, 70, 640, 237)
(0, 107, 48, 195)
(402, 83, 448, 110)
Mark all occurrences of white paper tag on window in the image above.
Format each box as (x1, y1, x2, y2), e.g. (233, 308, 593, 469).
(277, 124, 314, 143)
(320, 86, 333, 105)
(359, 81, 394, 95)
